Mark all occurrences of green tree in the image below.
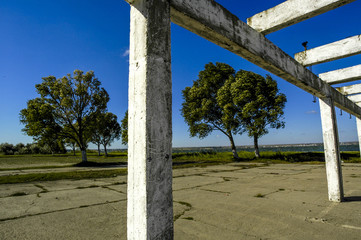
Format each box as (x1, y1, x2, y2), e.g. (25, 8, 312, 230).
(0, 143, 15, 155)
(14, 143, 25, 153)
(181, 62, 242, 159)
(20, 70, 109, 162)
(91, 112, 121, 156)
(219, 70, 287, 158)
(65, 138, 77, 156)
(120, 110, 128, 145)
(19, 97, 65, 154)
(91, 128, 102, 156)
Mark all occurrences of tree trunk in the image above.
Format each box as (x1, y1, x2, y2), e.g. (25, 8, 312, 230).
(81, 149, 87, 162)
(104, 144, 108, 157)
(254, 135, 260, 158)
(97, 143, 101, 156)
(73, 146, 76, 156)
(228, 133, 239, 160)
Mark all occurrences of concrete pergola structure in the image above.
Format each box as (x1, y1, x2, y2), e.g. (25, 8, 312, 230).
(124, 0, 361, 238)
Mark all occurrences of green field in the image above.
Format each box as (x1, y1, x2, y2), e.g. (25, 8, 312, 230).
(1, 150, 360, 169)
(0, 151, 127, 169)
(0, 150, 359, 184)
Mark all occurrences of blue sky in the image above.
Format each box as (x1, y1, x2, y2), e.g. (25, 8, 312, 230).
(1, 0, 360, 149)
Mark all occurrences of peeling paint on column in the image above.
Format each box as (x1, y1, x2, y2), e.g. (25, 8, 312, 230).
(319, 97, 344, 202)
(127, 0, 173, 239)
(356, 107, 361, 159)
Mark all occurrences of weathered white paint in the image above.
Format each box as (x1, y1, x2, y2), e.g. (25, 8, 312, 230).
(127, 0, 173, 239)
(348, 94, 361, 103)
(320, 64, 361, 85)
(247, 0, 355, 35)
(319, 97, 344, 202)
(356, 106, 361, 158)
(294, 35, 361, 66)
(168, 0, 361, 118)
(337, 83, 361, 95)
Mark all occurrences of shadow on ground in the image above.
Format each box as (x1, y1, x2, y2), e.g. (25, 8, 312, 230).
(344, 196, 361, 202)
(73, 161, 126, 168)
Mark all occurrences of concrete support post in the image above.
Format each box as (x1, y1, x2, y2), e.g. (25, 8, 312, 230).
(356, 118, 361, 158)
(319, 97, 344, 202)
(127, 0, 173, 239)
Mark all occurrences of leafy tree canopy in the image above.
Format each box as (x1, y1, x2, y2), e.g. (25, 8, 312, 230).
(120, 110, 128, 145)
(218, 70, 287, 157)
(181, 62, 242, 159)
(20, 70, 109, 162)
(91, 112, 121, 156)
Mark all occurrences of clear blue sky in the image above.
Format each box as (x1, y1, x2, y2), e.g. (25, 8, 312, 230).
(1, 0, 360, 149)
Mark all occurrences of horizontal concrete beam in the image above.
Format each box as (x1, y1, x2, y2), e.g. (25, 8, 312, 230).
(348, 94, 361, 103)
(337, 83, 361, 95)
(294, 35, 361, 66)
(319, 64, 361, 85)
(168, 0, 361, 118)
(247, 0, 355, 35)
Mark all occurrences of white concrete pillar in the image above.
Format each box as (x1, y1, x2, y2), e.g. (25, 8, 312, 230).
(319, 97, 344, 202)
(127, 0, 173, 239)
(356, 117, 361, 158)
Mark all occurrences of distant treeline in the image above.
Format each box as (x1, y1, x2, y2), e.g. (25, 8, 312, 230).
(172, 142, 360, 153)
(0, 142, 66, 155)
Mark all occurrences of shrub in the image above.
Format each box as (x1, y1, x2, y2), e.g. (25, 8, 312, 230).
(0, 143, 15, 155)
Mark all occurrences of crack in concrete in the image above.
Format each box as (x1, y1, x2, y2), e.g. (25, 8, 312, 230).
(175, 180, 226, 192)
(0, 199, 126, 222)
(101, 185, 125, 194)
(199, 188, 231, 195)
(1, 182, 126, 199)
(173, 201, 192, 222)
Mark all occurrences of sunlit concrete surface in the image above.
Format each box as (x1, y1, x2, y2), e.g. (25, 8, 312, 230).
(247, 0, 355, 35)
(1, 163, 361, 240)
(321, 65, 361, 85)
(338, 83, 361, 96)
(294, 35, 361, 67)
(127, 0, 173, 239)
(319, 98, 344, 202)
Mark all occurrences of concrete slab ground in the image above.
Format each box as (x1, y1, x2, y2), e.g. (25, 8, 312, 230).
(1, 163, 361, 239)
(0, 165, 126, 177)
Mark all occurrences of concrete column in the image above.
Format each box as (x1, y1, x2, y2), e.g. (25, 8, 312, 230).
(127, 0, 173, 239)
(356, 117, 361, 158)
(319, 97, 344, 202)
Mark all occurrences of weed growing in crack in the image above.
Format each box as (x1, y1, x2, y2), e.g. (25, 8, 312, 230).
(254, 193, 265, 198)
(10, 191, 27, 197)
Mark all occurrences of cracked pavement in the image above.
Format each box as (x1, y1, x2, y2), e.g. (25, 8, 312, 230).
(1, 163, 361, 239)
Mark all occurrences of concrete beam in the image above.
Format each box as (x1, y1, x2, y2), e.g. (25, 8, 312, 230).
(319, 97, 344, 202)
(247, 0, 355, 35)
(168, 0, 361, 118)
(294, 35, 361, 66)
(319, 64, 361, 85)
(337, 83, 361, 95)
(127, 0, 173, 239)
(348, 94, 361, 103)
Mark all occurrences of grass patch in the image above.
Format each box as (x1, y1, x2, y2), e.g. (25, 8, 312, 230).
(10, 191, 28, 197)
(0, 165, 75, 171)
(254, 193, 265, 198)
(2, 151, 359, 171)
(1, 150, 359, 183)
(0, 169, 127, 184)
(0, 152, 127, 168)
(110, 181, 126, 185)
(177, 201, 192, 208)
(76, 185, 99, 189)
